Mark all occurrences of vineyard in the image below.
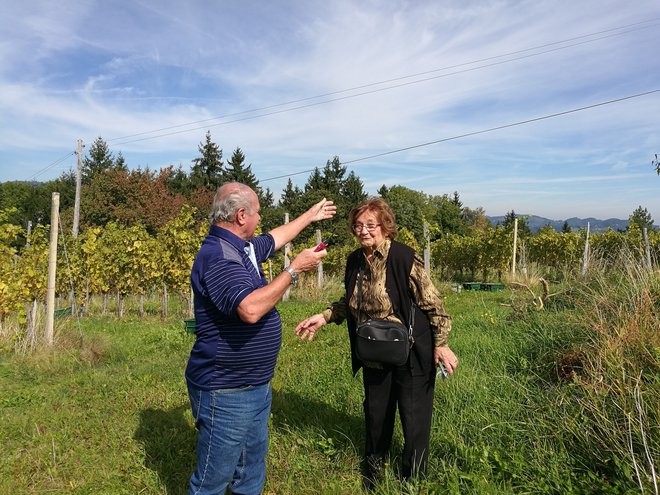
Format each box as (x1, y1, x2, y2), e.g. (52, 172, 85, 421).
(1, 201, 658, 353)
(1, 195, 658, 493)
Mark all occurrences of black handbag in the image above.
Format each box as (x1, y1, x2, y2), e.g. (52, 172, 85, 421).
(354, 265, 415, 366)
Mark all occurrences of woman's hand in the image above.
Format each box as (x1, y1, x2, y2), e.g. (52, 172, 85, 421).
(434, 345, 459, 375)
(295, 313, 327, 341)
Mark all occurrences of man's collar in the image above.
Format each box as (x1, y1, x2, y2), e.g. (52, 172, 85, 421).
(209, 224, 248, 252)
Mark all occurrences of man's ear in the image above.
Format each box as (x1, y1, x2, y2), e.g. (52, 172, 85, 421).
(235, 208, 247, 226)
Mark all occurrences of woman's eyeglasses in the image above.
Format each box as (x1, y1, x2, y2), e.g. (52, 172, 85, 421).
(352, 223, 381, 232)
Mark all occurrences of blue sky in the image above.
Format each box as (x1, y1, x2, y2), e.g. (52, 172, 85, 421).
(1, 0, 659, 221)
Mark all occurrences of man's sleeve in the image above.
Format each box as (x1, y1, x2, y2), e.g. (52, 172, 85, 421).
(205, 258, 255, 316)
(251, 233, 275, 263)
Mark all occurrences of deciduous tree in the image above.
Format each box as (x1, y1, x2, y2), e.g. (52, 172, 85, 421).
(81, 168, 186, 234)
(381, 186, 435, 246)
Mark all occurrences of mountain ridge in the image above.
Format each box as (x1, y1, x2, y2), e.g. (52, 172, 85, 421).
(485, 215, 630, 233)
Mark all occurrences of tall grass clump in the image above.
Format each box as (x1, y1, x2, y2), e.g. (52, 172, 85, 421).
(551, 249, 659, 493)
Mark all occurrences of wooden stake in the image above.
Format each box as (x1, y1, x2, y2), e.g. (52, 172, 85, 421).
(643, 228, 652, 270)
(581, 222, 590, 275)
(316, 229, 324, 288)
(511, 218, 518, 276)
(45, 192, 60, 345)
(283, 213, 291, 301)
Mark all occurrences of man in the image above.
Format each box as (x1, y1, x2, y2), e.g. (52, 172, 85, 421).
(186, 182, 335, 495)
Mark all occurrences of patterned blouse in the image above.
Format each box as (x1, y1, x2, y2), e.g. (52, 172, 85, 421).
(322, 239, 452, 347)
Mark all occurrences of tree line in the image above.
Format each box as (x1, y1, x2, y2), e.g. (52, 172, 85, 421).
(1, 131, 658, 344)
(1, 131, 657, 248)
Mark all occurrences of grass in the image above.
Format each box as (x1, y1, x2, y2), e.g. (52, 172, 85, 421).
(0, 264, 657, 494)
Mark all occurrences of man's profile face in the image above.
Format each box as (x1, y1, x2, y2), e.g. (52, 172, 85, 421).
(244, 193, 261, 237)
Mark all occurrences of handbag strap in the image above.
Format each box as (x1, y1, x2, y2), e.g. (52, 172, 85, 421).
(356, 260, 414, 340)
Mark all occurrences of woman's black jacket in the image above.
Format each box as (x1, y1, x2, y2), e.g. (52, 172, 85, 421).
(343, 240, 434, 376)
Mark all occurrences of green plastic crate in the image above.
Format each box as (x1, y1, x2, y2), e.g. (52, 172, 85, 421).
(54, 306, 73, 318)
(462, 282, 481, 291)
(184, 319, 196, 334)
(481, 283, 505, 292)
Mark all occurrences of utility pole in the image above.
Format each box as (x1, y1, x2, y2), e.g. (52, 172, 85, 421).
(72, 139, 84, 238)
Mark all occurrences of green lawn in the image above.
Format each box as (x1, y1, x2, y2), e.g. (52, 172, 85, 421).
(0, 288, 655, 494)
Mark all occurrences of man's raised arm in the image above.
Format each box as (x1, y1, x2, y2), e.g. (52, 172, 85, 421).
(269, 198, 336, 250)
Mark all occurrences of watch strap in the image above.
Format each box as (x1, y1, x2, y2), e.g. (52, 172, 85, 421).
(284, 266, 298, 285)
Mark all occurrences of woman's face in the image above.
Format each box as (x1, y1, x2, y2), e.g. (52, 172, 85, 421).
(354, 210, 385, 251)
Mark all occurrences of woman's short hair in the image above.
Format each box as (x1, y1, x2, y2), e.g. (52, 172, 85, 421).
(209, 182, 256, 224)
(348, 197, 397, 239)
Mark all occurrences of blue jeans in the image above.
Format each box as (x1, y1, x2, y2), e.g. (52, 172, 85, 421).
(188, 382, 272, 495)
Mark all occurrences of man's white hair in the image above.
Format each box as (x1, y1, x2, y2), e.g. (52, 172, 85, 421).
(209, 182, 256, 224)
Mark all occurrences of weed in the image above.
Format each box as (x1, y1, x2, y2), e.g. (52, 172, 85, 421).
(0, 260, 657, 493)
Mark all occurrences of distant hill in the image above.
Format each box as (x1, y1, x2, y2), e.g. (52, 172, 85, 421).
(486, 215, 629, 233)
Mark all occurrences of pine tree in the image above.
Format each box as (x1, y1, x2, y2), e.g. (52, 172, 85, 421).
(320, 157, 346, 195)
(279, 179, 303, 214)
(259, 187, 274, 209)
(164, 165, 192, 196)
(114, 152, 128, 171)
(82, 137, 116, 184)
(502, 210, 532, 237)
(224, 147, 274, 207)
(304, 167, 324, 193)
(190, 131, 224, 191)
(377, 184, 389, 198)
(225, 148, 258, 187)
(629, 205, 654, 231)
(341, 171, 368, 208)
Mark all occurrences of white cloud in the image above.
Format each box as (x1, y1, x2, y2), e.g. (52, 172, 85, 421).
(1, 0, 659, 219)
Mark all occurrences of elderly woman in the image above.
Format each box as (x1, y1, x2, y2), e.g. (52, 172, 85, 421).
(295, 197, 458, 486)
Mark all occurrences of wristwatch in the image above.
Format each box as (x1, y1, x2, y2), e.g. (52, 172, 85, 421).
(284, 266, 298, 286)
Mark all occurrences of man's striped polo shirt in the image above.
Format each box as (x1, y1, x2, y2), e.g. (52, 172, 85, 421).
(186, 225, 281, 390)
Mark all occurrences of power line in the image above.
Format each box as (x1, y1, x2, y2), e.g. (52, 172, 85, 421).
(26, 151, 76, 181)
(260, 88, 660, 182)
(108, 18, 659, 146)
(23, 19, 659, 182)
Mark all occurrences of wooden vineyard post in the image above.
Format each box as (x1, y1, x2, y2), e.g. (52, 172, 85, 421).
(643, 228, 652, 270)
(581, 222, 590, 275)
(423, 222, 431, 276)
(45, 192, 60, 346)
(283, 213, 291, 301)
(316, 229, 324, 289)
(511, 218, 518, 276)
